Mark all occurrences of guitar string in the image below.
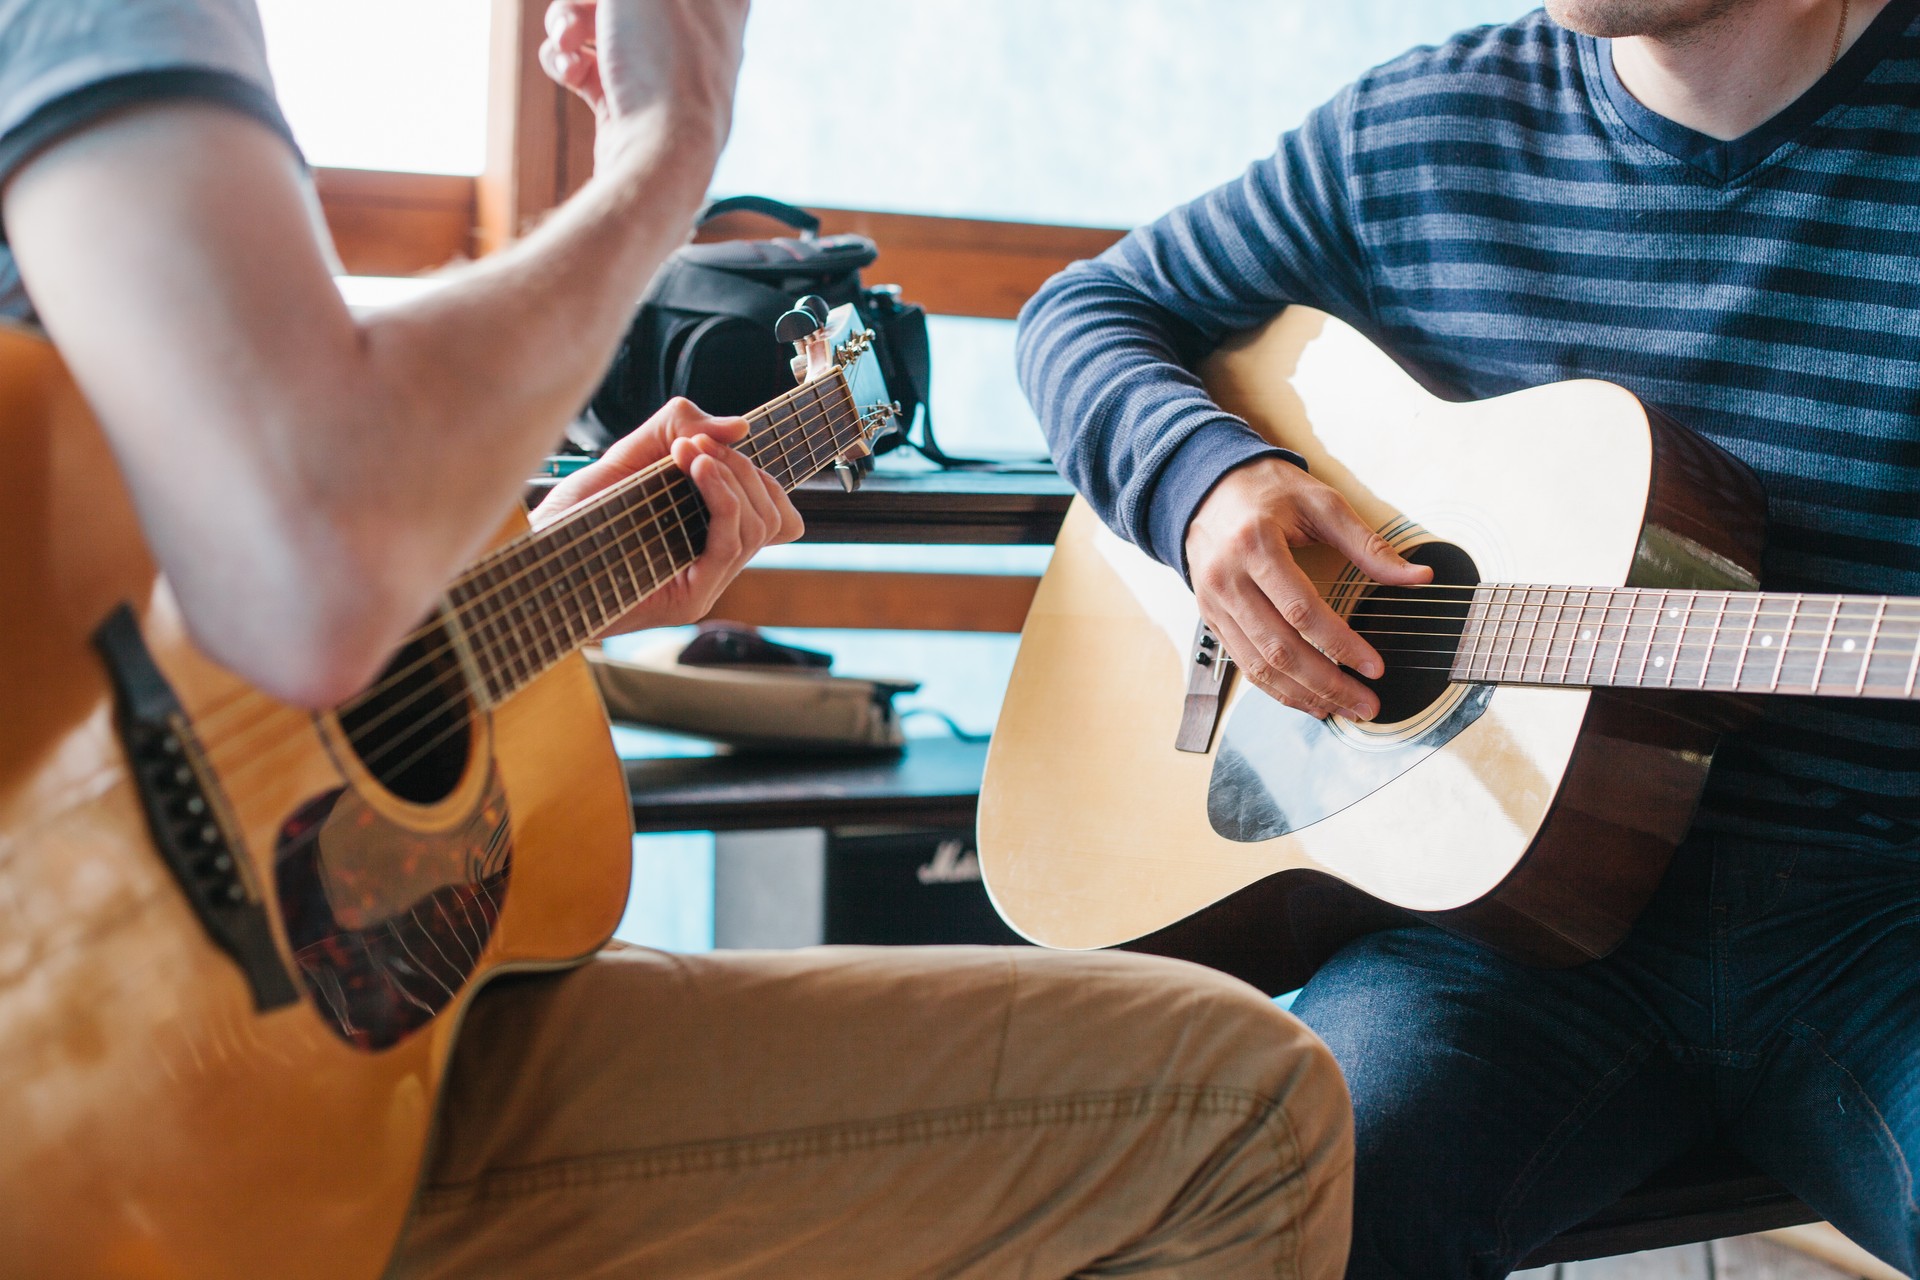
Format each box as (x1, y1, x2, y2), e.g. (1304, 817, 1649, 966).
(17, 584, 1913, 874)
(332, 443, 865, 792)
(125, 374, 1920, 819)
(211, 574, 1920, 795)
(186, 386, 848, 749)
(190, 438, 806, 785)
(189, 562, 1908, 757)
(196, 383, 846, 748)
(347, 584, 1920, 786)
(190, 395, 855, 787)
(184, 375, 849, 750)
(205, 568, 1920, 793)
(197, 469, 805, 801)
(1203, 585, 1920, 692)
(197, 405, 847, 791)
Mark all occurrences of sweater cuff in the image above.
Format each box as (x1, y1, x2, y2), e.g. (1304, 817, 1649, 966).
(1145, 419, 1306, 579)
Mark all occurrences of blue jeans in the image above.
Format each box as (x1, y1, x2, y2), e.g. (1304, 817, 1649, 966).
(1292, 834, 1920, 1279)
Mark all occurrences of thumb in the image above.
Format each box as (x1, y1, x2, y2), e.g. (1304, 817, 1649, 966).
(605, 399, 748, 469)
(656, 398, 750, 447)
(1309, 492, 1433, 586)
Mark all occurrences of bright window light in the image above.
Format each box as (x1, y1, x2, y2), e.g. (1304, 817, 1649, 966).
(256, 0, 490, 175)
(718, 1, 1532, 227)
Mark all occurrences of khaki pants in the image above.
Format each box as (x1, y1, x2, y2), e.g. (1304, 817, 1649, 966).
(391, 945, 1352, 1279)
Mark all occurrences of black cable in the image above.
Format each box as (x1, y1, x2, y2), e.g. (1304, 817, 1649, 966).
(901, 707, 993, 744)
(902, 403, 1057, 474)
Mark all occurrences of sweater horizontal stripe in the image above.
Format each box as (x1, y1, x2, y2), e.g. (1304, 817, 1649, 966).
(1017, 2, 1920, 850)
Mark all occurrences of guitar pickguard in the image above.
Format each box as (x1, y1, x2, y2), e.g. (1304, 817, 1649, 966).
(1209, 682, 1493, 842)
(273, 771, 513, 1051)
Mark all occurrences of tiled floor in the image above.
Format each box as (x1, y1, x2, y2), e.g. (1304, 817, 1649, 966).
(1514, 1234, 1869, 1278)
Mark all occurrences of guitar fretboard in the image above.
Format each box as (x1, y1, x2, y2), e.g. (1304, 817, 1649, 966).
(1453, 586, 1920, 699)
(445, 373, 860, 706)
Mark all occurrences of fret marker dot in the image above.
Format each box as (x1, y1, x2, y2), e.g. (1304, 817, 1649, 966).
(1843, 638, 1857, 652)
(1581, 630, 1592, 640)
(1761, 635, 1774, 647)
(1654, 655, 1666, 667)
(1668, 608, 1678, 618)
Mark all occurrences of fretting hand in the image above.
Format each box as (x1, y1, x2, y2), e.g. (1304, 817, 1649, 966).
(533, 397, 803, 636)
(1185, 456, 1432, 721)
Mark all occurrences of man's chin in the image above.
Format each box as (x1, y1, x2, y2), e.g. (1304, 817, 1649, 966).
(1543, 0, 1750, 39)
(1544, 0, 1657, 37)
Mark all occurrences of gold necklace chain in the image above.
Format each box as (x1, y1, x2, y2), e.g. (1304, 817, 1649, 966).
(1829, 0, 1853, 70)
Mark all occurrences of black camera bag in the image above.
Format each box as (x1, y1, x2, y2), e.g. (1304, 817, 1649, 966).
(587, 196, 926, 456)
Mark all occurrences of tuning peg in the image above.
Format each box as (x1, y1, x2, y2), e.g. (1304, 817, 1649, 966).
(774, 306, 821, 345)
(833, 461, 862, 493)
(799, 294, 830, 324)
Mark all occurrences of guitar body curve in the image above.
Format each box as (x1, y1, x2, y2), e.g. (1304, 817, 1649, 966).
(979, 308, 1766, 992)
(0, 326, 632, 1279)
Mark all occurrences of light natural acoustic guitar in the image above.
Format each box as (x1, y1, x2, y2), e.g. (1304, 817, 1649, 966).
(0, 304, 895, 1279)
(980, 306, 1920, 994)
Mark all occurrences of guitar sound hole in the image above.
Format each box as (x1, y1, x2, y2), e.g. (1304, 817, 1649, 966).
(1347, 542, 1480, 725)
(337, 616, 473, 805)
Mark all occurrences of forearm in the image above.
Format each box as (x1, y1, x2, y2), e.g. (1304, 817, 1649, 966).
(349, 115, 721, 580)
(1015, 248, 1293, 574)
(1016, 95, 1376, 574)
(7, 104, 719, 705)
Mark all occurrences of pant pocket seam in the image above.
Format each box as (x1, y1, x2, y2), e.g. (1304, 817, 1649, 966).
(1488, 1037, 1655, 1261)
(414, 1084, 1275, 1214)
(1788, 1018, 1919, 1215)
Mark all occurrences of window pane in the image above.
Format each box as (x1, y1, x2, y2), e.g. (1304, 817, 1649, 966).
(717, 0, 1531, 227)
(256, 0, 489, 174)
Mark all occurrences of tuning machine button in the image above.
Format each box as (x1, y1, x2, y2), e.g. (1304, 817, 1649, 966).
(775, 293, 832, 344)
(774, 307, 821, 345)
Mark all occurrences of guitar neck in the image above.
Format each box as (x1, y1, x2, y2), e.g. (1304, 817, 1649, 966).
(1453, 585, 1920, 699)
(444, 372, 861, 706)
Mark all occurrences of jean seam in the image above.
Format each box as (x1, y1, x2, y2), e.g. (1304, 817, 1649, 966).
(1711, 832, 1730, 1058)
(1487, 1037, 1654, 1261)
(413, 1084, 1276, 1214)
(1790, 1018, 1920, 1215)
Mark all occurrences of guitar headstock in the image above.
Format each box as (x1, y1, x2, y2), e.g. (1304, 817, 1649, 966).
(785, 297, 901, 473)
(829, 315, 900, 457)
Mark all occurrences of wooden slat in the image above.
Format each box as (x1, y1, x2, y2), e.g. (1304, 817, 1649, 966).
(706, 568, 1038, 633)
(627, 739, 985, 834)
(530, 471, 1074, 545)
(315, 168, 476, 277)
(477, 0, 595, 254)
(786, 472, 1073, 545)
(1761, 1225, 1907, 1280)
(698, 206, 1126, 320)
(319, 175, 1121, 324)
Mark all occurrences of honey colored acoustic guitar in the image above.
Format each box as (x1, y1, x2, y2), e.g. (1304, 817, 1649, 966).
(0, 308, 894, 1279)
(980, 307, 1920, 994)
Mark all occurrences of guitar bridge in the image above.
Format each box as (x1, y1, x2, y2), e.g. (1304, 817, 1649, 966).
(94, 604, 297, 1011)
(1176, 621, 1232, 753)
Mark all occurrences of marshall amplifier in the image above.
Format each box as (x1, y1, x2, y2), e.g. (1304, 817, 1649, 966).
(824, 827, 1028, 947)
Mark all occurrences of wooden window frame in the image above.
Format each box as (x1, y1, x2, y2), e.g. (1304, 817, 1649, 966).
(311, 0, 1122, 633)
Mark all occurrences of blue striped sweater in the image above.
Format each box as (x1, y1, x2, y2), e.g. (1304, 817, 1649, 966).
(1017, 2, 1920, 850)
